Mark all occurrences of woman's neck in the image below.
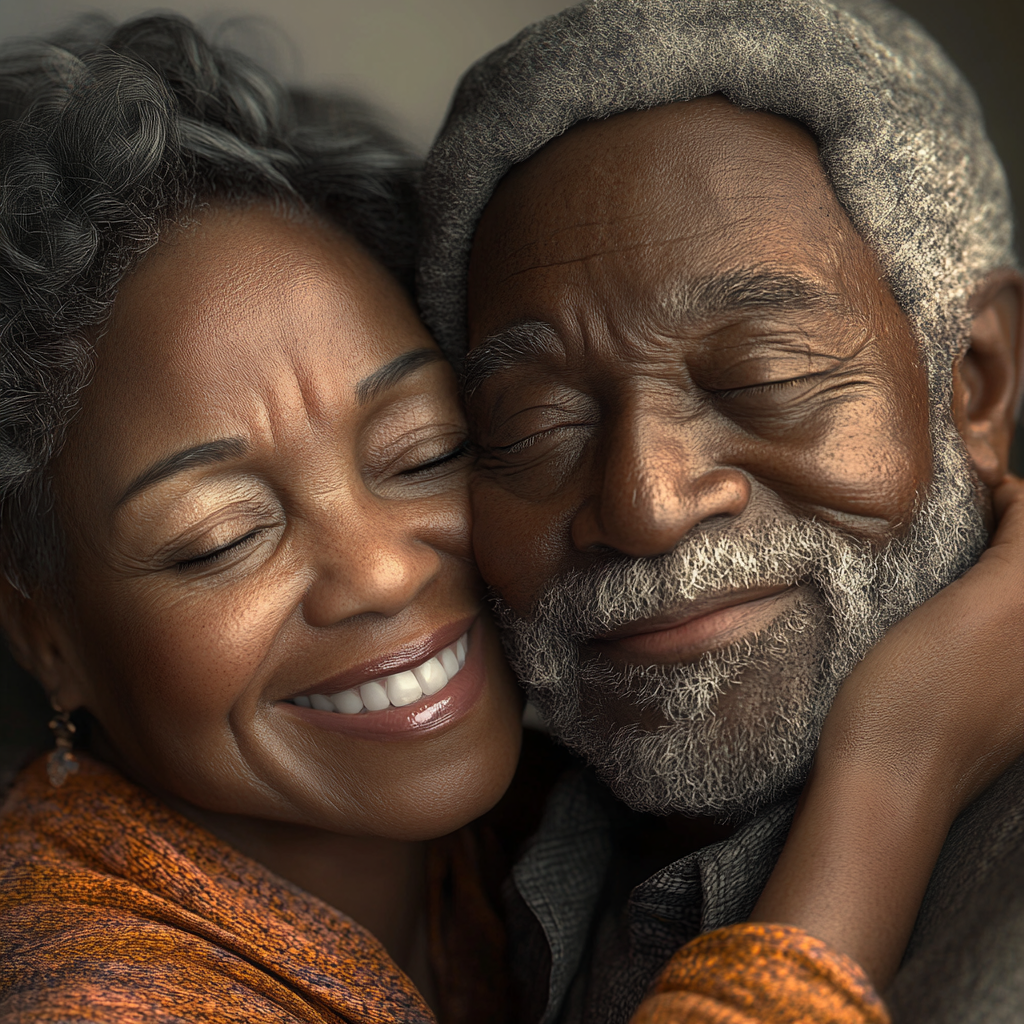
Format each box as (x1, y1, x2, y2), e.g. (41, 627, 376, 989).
(174, 800, 437, 1001)
(85, 732, 438, 1002)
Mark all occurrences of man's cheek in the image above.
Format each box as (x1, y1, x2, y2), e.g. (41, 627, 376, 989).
(751, 391, 932, 537)
(470, 478, 574, 615)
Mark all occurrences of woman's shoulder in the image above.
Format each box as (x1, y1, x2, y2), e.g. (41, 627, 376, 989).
(0, 884, 335, 1024)
(0, 756, 434, 1024)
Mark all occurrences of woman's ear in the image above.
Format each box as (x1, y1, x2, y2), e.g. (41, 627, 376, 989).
(0, 577, 89, 711)
(952, 271, 1024, 486)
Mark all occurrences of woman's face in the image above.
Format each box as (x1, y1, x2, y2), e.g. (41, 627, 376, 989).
(48, 203, 522, 841)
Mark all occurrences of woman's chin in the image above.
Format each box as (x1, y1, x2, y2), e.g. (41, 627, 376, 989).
(114, 617, 524, 844)
(267, 613, 524, 840)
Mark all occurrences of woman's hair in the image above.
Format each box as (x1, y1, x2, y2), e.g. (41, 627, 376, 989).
(0, 15, 420, 597)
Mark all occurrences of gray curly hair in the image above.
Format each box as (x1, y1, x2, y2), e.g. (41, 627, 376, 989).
(0, 15, 420, 597)
(418, 0, 1017, 397)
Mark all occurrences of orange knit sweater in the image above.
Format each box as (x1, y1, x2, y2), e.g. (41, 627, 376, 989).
(0, 754, 888, 1024)
(636, 923, 889, 1024)
(0, 755, 434, 1023)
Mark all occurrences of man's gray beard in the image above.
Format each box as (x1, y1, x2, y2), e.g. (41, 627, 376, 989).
(493, 415, 988, 820)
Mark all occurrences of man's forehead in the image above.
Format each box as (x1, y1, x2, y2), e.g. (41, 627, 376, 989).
(467, 98, 867, 343)
(475, 98, 835, 244)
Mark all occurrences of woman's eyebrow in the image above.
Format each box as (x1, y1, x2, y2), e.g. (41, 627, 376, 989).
(355, 349, 443, 405)
(115, 437, 250, 508)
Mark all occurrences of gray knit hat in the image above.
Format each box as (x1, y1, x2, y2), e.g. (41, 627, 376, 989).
(418, 0, 1016, 401)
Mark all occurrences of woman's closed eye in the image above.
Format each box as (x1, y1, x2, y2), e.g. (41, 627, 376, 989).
(175, 526, 272, 571)
(363, 417, 472, 485)
(400, 438, 471, 475)
(137, 492, 285, 577)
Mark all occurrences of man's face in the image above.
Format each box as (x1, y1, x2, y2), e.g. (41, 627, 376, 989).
(464, 97, 986, 817)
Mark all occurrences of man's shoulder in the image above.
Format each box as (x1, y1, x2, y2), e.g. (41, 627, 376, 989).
(889, 754, 1024, 1024)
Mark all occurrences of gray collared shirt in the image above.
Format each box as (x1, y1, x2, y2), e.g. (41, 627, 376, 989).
(506, 755, 1024, 1024)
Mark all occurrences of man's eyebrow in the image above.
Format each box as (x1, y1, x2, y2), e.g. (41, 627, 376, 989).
(116, 437, 250, 508)
(462, 271, 863, 397)
(461, 321, 560, 399)
(355, 348, 444, 405)
(662, 268, 859, 322)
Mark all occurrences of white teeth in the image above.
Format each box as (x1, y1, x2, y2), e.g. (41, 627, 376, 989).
(332, 689, 364, 715)
(294, 632, 468, 715)
(386, 670, 423, 707)
(439, 647, 460, 679)
(360, 680, 391, 711)
(414, 657, 448, 695)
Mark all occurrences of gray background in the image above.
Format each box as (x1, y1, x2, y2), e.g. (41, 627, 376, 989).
(1, 0, 1021, 771)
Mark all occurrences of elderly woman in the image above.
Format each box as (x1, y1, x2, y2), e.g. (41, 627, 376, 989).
(0, 14, 1022, 1024)
(0, 15, 524, 1022)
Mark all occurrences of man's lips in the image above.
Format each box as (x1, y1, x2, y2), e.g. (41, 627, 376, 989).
(588, 584, 798, 665)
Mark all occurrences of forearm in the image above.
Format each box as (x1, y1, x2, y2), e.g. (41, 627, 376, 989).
(749, 477, 1024, 992)
(749, 761, 951, 990)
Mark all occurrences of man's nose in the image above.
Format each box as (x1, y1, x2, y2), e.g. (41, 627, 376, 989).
(570, 413, 750, 557)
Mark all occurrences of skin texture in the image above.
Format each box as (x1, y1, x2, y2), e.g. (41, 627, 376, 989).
(466, 93, 1020, 708)
(466, 98, 937, 661)
(465, 97, 1024, 988)
(752, 475, 1024, 988)
(1, 203, 523, 989)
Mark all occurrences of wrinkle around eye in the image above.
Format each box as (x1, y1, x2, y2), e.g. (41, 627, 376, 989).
(472, 379, 600, 441)
(120, 488, 286, 575)
(173, 525, 276, 572)
(691, 318, 872, 383)
(476, 421, 594, 502)
(699, 330, 877, 418)
(713, 373, 883, 440)
(362, 422, 470, 483)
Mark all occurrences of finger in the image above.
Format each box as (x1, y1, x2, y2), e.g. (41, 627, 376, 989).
(991, 472, 1024, 524)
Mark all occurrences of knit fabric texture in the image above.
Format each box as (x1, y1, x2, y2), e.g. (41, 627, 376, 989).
(0, 754, 433, 1023)
(0, 753, 513, 1024)
(634, 923, 889, 1024)
(417, 0, 1017, 408)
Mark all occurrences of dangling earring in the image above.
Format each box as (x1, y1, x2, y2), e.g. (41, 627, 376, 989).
(47, 703, 79, 788)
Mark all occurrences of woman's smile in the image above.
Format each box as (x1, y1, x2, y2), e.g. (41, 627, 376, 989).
(283, 617, 485, 738)
(36, 201, 522, 843)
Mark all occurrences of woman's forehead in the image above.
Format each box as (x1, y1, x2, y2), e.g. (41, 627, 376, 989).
(59, 203, 438, 508)
(98, 206, 414, 391)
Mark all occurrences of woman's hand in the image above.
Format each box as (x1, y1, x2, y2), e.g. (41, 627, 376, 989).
(751, 474, 1024, 990)
(815, 473, 1024, 817)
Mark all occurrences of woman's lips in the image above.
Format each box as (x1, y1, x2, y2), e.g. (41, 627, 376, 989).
(589, 584, 798, 665)
(279, 617, 486, 740)
(297, 614, 476, 698)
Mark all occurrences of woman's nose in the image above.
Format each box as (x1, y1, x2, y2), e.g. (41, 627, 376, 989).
(300, 501, 441, 629)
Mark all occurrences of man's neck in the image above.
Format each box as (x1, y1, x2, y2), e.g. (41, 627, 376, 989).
(613, 810, 738, 888)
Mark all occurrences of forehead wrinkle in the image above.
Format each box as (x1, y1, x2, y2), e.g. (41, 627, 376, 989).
(495, 232, 730, 285)
(496, 210, 667, 269)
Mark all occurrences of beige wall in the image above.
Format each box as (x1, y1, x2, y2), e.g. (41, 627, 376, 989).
(0, 0, 570, 151)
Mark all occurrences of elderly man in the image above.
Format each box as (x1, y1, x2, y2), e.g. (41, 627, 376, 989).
(418, 1, 1023, 1022)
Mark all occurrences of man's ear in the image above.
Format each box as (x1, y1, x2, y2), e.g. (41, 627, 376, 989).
(952, 271, 1024, 487)
(0, 576, 88, 711)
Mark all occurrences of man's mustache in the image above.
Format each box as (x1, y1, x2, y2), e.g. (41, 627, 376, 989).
(495, 512, 876, 641)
